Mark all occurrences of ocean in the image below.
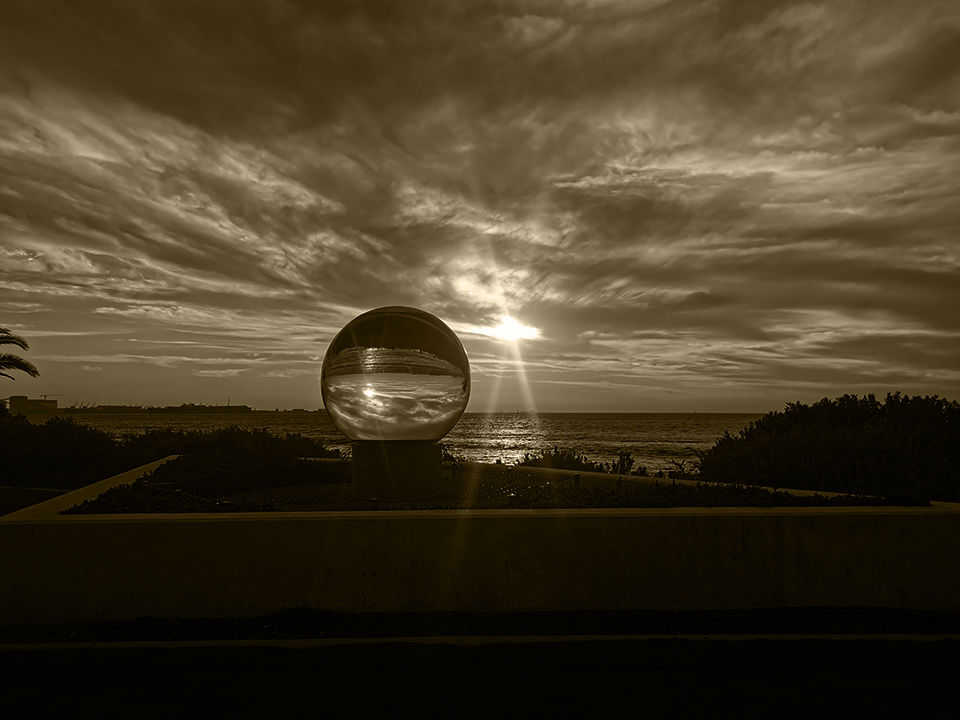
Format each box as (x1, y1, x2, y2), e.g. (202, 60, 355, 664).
(54, 412, 765, 474)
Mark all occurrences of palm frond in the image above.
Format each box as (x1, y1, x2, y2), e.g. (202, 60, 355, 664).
(0, 327, 31, 351)
(0, 353, 40, 378)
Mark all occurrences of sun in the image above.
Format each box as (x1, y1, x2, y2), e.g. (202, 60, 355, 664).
(488, 316, 540, 342)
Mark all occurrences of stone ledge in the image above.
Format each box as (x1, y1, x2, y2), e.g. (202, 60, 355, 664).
(3, 460, 958, 625)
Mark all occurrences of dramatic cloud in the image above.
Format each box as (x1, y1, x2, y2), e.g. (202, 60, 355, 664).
(1, 0, 958, 411)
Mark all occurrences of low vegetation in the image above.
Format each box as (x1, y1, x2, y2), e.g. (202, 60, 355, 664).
(519, 447, 660, 476)
(504, 482, 928, 509)
(518, 447, 609, 474)
(9, 391, 958, 509)
(61, 451, 349, 514)
(695, 392, 960, 502)
(61, 450, 925, 513)
(1, 414, 339, 490)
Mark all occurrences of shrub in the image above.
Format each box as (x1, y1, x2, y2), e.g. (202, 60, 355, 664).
(116, 426, 338, 469)
(517, 446, 607, 473)
(1, 414, 122, 488)
(0, 416, 339, 490)
(695, 392, 960, 502)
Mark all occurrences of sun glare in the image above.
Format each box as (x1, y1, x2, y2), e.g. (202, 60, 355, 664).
(489, 316, 540, 342)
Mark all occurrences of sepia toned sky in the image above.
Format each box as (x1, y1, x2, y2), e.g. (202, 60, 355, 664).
(2, 0, 959, 412)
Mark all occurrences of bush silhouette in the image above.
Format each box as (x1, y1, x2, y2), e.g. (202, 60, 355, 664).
(1, 415, 339, 490)
(695, 392, 960, 502)
(518, 446, 606, 473)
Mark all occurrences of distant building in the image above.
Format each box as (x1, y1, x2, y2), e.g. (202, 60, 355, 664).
(8, 396, 58, 414)
(147, 404, 253, 414)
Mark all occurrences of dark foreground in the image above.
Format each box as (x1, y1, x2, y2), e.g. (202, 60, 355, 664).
(3, 636, 957, 718)
(4, 606, 960, 643)
(4, 608, 960, 717)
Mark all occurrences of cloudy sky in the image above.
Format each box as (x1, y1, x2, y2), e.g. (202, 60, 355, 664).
(1, 0, 959, 413)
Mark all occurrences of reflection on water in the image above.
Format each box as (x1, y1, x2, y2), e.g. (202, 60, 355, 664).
(324, 373, 468, 441)
(444, 412, 766, 469)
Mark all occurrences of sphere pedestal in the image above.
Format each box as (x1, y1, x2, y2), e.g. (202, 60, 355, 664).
(350, 441, 442, 501)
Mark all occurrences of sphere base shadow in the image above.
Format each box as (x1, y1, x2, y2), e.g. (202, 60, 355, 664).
(350, 441, 442, 501)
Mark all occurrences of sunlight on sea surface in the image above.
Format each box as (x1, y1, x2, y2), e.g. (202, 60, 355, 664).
(53, 412, 764, 474)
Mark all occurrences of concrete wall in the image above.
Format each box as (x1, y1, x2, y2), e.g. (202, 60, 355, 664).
(2, 460, 959, 626)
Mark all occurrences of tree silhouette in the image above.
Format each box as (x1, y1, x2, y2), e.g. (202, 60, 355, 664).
(1, 327, 40, 380)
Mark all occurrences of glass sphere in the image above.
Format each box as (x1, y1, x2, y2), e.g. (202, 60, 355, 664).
(321, 306, 471, 442)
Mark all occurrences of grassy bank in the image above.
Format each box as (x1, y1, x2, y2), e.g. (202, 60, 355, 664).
(59, 451, 928, 514)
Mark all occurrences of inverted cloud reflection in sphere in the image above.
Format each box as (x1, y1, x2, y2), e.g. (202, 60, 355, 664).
(320, 306, 471, 442)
